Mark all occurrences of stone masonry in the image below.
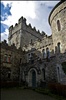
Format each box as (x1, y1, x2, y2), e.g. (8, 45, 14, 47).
(1, 1, 66, 87)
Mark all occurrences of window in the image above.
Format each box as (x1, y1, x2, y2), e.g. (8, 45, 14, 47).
(42, 69, 45, 80)
(31, 39, 32, 43)
(28, 53, 31, 61)
(8, 55, 11, 63)
(28, 53, 34, 63)
(46, 48, 50, 59)
(4, 55, 12, 63)
(57, 42, 60, 53)
(30, 39, 34, 45)
(8, 71, 11, 79)
(42, 49, 46, 59)
(29, 53, 32, 58)
(4, 54, 7, 62)
(57, 20, 61, 31)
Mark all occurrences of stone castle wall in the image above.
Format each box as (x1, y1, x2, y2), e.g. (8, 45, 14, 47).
(8, 17, 47, 49)
(8, 1, 66, 55)
(23, 35, 53, 58)
(1, 1, 66, 85)
(1, 40, 26, 81)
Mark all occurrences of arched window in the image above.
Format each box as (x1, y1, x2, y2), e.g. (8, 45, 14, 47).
(57, 42, 60, 53)
(28, 53, 32, 62)
(42, 49, 46, 59)
(30, 39, 33, 45)
(46, 48, 50, 59)
(57, 20, 61, 31)
(31, 39, 32, 44)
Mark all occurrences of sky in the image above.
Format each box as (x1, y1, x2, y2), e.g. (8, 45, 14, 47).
(0, 1, 60, 42)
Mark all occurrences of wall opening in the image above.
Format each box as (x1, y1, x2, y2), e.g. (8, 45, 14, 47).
(57, 20, 61, 31)
(46, 48, 50, 60)
(42, 49, 46, 59)
(57, 42, 61, 53)
(32, 70, 36, 87)
(42, 68, 45, 80)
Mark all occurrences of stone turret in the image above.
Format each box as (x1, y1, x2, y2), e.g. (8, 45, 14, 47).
(48, 1, 66, 53)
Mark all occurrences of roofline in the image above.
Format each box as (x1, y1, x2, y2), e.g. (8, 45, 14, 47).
(48, 1, 65, 25)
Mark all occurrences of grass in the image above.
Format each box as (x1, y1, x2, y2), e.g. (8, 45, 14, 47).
(1, 86, 66, 100)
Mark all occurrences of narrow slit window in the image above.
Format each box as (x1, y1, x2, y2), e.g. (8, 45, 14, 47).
(57, 42, 60, 53)
(57, 20, 61, 31)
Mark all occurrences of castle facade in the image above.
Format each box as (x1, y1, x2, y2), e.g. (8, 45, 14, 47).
(1, 1, 66, 87)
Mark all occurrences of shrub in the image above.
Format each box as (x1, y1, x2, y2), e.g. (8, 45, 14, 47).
(62, 62, 66, 74)
(39, 80, 46, 88)
(1, 80, 28, 88)
(48, 83, 66, 97)
(1, 81, 19, 88)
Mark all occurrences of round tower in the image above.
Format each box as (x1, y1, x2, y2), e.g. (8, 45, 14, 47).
(49, 1, 66, 53)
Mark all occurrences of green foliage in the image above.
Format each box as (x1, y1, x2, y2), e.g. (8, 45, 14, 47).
(62, 62, 66, 74)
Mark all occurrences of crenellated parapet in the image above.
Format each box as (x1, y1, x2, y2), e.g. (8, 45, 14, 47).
(8, 16, 51, 49)
(9, 16, 26, 33)
(18, 16, 26, 24)
(9, 16, 47, 38)
(26, 22, 42, 36)
(1, 40, 24, 54)
(28, 23, 32, 28)
(9, 25, 13, 32)
(41, 31, 46, 36)
(33, 26, 36, 31)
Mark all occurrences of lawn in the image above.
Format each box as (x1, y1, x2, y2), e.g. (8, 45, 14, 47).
(1, 87, 59, 100)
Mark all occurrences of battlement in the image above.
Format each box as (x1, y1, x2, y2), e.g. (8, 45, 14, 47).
(1, 40, 23, 53)
(9, 16, 26, 31)
(27, 23, 41, 34)
(18, 16, 26, 24)
(8, 16, 50, 49)
(9, 16, 48, 37)
(26, 23, 48, 37)
(9, 25, 13, 31)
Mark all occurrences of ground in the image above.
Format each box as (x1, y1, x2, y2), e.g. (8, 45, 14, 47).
(1, 88, 57, 100)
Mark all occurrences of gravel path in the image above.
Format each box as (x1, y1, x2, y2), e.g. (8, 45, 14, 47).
(1, 88, 57, 100)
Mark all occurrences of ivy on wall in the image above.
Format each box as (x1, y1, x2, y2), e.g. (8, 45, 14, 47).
(62, 62, 66, 74)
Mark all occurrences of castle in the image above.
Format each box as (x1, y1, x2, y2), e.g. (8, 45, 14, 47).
(1, 1, 66, 87)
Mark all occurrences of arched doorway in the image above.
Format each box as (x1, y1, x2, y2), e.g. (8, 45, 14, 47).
(32, 70, 36, 87)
